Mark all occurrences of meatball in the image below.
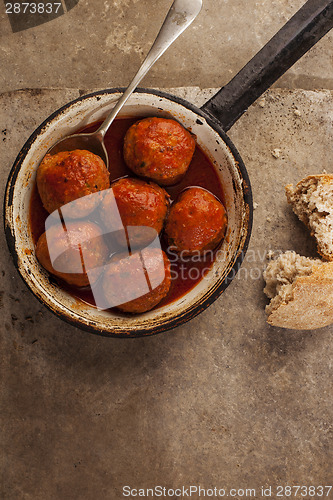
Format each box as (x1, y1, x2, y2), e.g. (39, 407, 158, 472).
(100, 177, 170, 249)
(36, 221, 108, 287)
(123, 117, 196, 186)
(37, 149, 110, 218)
(102, 248, 171, 313)
(165, 187, 228, 255)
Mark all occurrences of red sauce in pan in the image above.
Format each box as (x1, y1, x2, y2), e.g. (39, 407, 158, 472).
(29, 116, 226, 309)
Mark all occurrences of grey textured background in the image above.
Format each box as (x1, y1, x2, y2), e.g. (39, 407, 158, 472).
(0, 0, 332, 91)
(1, 87, 332, 499)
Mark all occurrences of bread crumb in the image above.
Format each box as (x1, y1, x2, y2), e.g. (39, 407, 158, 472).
(258, 98, 266, 108)
(253, 202, 259, 209)
(266, 250, 275, 260)
(271, 148, 282, 159)
(266, 216, 272, 222)
(294, 109, 301, 117)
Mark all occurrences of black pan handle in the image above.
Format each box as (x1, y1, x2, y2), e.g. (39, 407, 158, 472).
(201, 0, 333, 132)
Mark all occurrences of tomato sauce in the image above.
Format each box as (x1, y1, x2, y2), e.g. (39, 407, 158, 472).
(29, 117, 226, 310)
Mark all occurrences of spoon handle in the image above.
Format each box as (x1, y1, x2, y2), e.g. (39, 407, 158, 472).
(96, 0, 202, 137)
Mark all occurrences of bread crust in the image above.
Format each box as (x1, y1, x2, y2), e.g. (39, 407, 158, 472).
(285, 174, 333, 261)
(267, 261, 333, 329)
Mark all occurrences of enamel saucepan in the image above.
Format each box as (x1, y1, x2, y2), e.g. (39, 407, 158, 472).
(4, 0, 333, 337)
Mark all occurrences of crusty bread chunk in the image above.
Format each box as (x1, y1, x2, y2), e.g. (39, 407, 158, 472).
(263, 251, 333, 330)
(285, 174, 333, 261)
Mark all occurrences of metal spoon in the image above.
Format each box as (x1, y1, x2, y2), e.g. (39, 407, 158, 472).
(45, 0, 202, 166)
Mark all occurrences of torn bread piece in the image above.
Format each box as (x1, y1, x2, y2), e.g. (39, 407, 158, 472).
(285, 174, 333, 261)
(263, 251, 333, 330)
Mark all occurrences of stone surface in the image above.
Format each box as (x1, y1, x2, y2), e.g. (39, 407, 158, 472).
(0, 87, 332, 499)
(0, 0, 332, 93)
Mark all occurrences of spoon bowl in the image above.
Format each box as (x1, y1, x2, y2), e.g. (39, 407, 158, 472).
(45, 130, 109, 167)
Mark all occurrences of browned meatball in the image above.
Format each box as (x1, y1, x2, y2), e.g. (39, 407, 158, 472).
(37, 149, 110, 218)
(123, 117, 196, 186)
(165, 187, 228, 255)
(36, 221, 108, 287)
(102, 248, 171, 313)
(100, 177, 170, 248)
